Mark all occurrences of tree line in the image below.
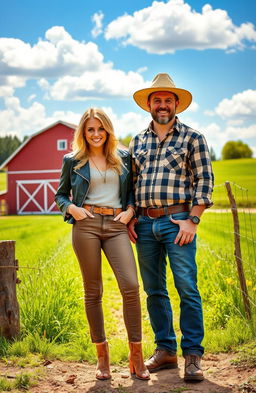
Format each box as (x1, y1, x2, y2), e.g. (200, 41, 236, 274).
(0, 135, 23, 166)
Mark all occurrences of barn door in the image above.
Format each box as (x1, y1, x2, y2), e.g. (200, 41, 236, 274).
(16, 180, 59, 214)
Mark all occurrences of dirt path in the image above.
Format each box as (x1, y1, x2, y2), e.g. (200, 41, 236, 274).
(1, 353, 255, 393)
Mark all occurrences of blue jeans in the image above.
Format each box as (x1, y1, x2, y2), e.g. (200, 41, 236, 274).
(136, 211, 204, 356)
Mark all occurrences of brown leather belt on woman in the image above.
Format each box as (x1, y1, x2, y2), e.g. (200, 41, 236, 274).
(83, 204, 122, 216)
(137, 203, 190, 218)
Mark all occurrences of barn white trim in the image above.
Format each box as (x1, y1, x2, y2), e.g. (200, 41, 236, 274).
(8, 169, 61, 174)
(16, 179, 60, 215)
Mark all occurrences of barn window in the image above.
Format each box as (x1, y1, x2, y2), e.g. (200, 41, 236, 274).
(57, 139, 67, 150)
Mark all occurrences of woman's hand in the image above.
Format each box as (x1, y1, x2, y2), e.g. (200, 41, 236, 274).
(114, 207, 134, 225)
(67, 204, 94, 220)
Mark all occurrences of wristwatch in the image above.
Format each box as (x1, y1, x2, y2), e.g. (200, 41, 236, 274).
(187, 215, 200, 224)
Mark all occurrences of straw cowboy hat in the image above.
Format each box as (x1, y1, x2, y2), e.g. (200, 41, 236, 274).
(133, 73, 192, 114)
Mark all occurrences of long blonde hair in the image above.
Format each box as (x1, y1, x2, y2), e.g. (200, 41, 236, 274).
(72, 108, 122, 173)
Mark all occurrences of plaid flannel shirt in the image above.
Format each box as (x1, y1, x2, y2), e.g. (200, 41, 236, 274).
(129, 117, 214, 208)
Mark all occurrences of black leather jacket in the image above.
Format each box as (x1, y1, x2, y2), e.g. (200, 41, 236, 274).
(55, 149, 134, 224)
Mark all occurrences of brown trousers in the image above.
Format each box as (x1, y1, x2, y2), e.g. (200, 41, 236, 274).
(72, 214, 142, 343)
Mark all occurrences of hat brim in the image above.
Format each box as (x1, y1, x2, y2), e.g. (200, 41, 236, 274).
(133, 87, 192, 114)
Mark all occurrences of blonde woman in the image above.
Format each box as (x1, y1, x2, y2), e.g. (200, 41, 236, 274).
(55, 108, 149, 381)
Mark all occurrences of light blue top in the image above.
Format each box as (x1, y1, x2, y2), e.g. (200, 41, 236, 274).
(84, 166, 122, 208)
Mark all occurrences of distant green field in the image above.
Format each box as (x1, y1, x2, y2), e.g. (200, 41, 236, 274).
(212, 158, 256, 207)
(212, 158, 256, 190)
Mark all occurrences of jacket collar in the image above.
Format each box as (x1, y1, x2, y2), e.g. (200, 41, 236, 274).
(73, 161, 90, 182)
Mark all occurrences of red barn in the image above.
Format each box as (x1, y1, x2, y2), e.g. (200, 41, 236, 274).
(0, 121, 76, 215)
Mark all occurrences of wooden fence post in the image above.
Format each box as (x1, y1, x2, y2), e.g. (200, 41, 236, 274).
(225, 181, 251, 320)
(0, 240, 20, 338)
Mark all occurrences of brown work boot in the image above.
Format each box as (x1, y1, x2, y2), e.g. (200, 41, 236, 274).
(184, 354, 204, 382)
(145, 349, 178, 373)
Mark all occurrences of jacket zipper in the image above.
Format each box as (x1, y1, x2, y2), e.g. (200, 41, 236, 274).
(73, 169, 90, 206)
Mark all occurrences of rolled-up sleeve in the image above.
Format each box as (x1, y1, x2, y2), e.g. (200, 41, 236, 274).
(190, 134, 214, 207)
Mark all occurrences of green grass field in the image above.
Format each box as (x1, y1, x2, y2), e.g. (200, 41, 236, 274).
(212, 158, 256, 207)
(212, 158, 256, 190)
(0, 158, 255, 362)
(0, 214, 255, 363)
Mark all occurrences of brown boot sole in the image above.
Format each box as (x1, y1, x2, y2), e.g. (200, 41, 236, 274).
(147, 362, 178, 373)
(130, 373, 150, 381)
(184, 375, 204, 382)
(96, 375, 111, 381)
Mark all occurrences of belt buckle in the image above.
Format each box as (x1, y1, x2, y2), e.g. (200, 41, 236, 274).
(146, 207, 156, 219)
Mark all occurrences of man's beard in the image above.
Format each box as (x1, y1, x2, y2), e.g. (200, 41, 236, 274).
(151, 108, 176, 124)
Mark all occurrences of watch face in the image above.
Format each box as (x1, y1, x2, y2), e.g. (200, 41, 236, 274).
(191, 216, 200, 224)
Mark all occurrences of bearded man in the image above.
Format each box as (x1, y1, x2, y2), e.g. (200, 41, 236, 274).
(128, 73, 214, 382)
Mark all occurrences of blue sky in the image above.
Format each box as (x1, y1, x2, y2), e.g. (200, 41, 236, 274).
(0, 0, 255, 158)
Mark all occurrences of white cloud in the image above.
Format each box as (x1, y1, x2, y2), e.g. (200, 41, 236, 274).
(0, 26, 149, 101)
(225, 124, 256, 139)
(215, 89, 256, 119)
(27, 94, 36, 102)
(204, 109, 215, 116)
(91, 11, 104, 38)
(47, 69, 147, 101)
(0, 96, 47, 137)
(0, 92, 80, 138)
(0, 26, 105, 79)
(0, 76, 26, 97)
(105, 0, 256, 54)
(183, 121, 226, 155)
(226, 119, 245, 126)
(186, 101, 199, 112)
(102, 107, 151, 137)
(136, 66, 148, 74)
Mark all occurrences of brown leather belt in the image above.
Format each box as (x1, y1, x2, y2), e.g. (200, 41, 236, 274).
(83, 204, 122, 216)
(137, 204, 190, 218)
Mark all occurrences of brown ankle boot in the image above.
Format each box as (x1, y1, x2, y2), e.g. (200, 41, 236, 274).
(129, 342, 150, 380)
(95, 341, 111, 380)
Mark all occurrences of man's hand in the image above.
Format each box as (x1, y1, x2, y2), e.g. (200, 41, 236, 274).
(170, 217, 197, 246)
(127, 217, 138, 244)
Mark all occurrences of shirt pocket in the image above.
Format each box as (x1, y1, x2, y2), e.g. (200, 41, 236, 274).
(163, 147, 187, 172)
(134, 149, 148, 171)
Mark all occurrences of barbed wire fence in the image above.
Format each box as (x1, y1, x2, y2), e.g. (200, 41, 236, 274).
(198, 181, 256, 330)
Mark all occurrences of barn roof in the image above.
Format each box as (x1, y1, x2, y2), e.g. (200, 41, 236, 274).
(0, 120, 76, 170)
